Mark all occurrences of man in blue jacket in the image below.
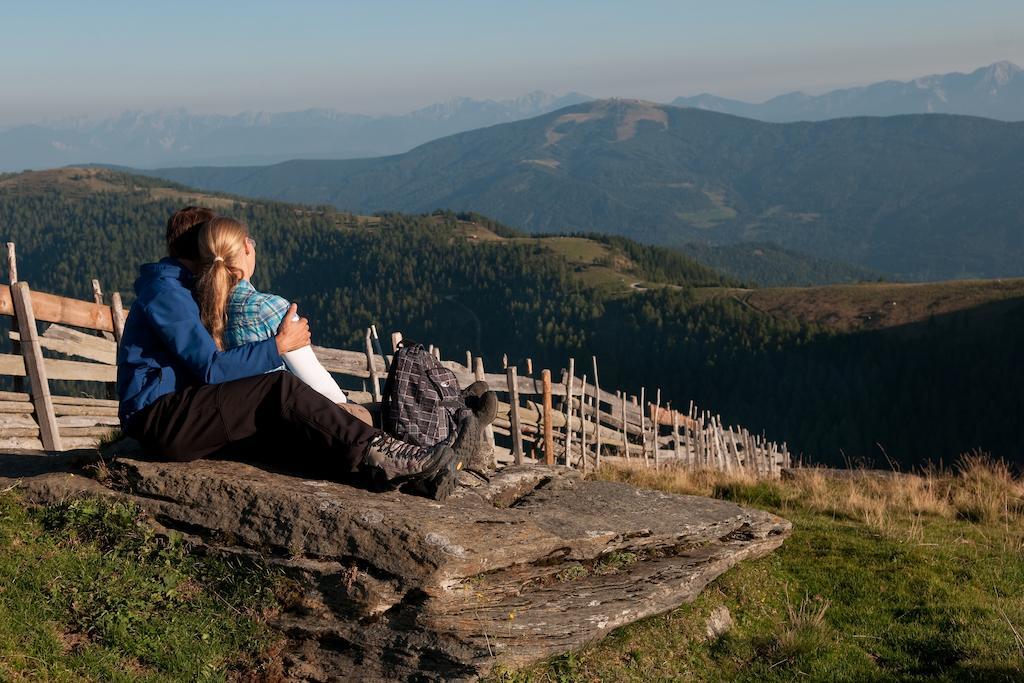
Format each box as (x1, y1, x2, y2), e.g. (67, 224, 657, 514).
(116, 207, 464, 500)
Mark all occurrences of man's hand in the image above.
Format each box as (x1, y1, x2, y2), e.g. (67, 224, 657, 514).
(275, 303, 311, 354)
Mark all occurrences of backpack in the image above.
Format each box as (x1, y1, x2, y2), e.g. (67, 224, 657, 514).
(381, 341, 465, 447)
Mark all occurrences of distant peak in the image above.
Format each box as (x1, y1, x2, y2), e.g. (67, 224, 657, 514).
(981, 60, 1022, 85)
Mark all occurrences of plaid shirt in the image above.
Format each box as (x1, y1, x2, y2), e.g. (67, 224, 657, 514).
(223, 279, 291, 352)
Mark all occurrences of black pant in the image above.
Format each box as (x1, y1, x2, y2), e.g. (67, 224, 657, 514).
(126, 372, 380, 476)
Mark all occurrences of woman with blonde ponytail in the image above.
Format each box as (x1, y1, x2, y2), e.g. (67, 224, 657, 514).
(195, 217, 249, 351)
(195, 217, 372, 424)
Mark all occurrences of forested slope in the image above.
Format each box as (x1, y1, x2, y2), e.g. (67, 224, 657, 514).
(2, 168, 1021, 467)
(144, 100, 1024, 281)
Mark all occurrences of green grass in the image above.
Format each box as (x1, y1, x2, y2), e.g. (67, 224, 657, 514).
(498, 464, 1024, 682)
(3, 462, 1022, 681)
(0, 492, 285, 681)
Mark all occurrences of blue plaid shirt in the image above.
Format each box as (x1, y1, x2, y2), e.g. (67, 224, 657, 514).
(224, 280, 291, 351)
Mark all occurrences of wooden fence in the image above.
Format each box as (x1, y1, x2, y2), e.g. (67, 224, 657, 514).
(0, 243, 790, 476)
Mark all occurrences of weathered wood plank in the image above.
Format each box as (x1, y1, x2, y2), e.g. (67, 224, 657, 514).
(52, 405, 119, 417)
(364, 329, 382, 402)
(564, 358, 575, 466)
(10, 328, 117, 365)
(0, 425, 116, 438)
(0, 353, 116, 382)
(11, 282, 63, 451)
(0, 284, 115, 332)
(541, 369, 553, 466)
(110, 292, 126, 342)
(591, 356, 603, 468)
(506, 366, 523, 465)
(0, 400, 33, 414)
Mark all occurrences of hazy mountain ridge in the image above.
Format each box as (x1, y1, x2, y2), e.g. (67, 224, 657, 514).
(144, 99, 1024, 281)
(673, 61, 1024, 121)
(0, 91, 591, 170)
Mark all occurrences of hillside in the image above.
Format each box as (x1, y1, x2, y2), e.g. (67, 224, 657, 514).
(1, 168, 1022, 467)
(679, 242, 883, 287)
(143, 100, 1024, 281)
(673, 60, 1024, 122)
(697, 278, 1024, 333)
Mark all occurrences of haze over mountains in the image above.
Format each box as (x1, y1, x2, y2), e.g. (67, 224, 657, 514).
(4, 62, 1023, 172)
(674, 61, 1024, 122)
(147, 99, 1024, 281)
(0, 91, 590, 170)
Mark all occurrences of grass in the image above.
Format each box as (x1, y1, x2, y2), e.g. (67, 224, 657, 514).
(695, 278, 1024, 333)
(0, 493, 286, 681)
(3, 456, 1021, 681)
(498, 455, 1024, 682)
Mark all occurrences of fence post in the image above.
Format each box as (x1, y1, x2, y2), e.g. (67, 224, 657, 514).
(364, 328, 382, 402)
(673, 409, 681, 462)
(541, 369, 554, 466)
(620, 391, 629, 459)
(506, 366, 523, 465)
(579, 373, 588, 472)
(110, 292, 126, 343)
(564, 358, 574, 466)
(591, 356, 602, 469)
(640, 387, 648, 467)
(7, 243, 25, 394)
(474, 357, 496, 458)
(391, 331, 403, 352)
(92, 279, 118, 344)
(11, 282, 63, 451)
(652, 389, 661, 468)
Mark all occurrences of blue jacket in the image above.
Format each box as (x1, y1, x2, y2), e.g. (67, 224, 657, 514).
(116, 257, 283, 426)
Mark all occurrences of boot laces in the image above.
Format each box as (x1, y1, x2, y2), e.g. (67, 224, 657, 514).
(370, 433, 424, 465)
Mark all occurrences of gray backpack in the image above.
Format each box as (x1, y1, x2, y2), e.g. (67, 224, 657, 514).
(381, 342, 464, 447)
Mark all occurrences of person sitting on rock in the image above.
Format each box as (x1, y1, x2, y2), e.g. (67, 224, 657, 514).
(192, 215, 373, 427)
(115, 206, 468, 500)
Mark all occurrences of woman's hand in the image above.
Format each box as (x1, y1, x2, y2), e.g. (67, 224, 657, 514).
(275, 303, 311, 354)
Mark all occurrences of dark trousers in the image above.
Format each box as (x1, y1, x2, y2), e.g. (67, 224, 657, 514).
(126, 372, 380, 476)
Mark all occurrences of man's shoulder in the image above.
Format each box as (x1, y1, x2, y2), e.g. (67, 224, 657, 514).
(135, 264, 193, 308)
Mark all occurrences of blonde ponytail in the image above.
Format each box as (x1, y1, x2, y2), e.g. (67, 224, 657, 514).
(195, 217, 249, 350)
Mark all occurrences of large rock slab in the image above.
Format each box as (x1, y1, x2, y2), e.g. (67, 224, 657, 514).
(0, 451, 791, 681)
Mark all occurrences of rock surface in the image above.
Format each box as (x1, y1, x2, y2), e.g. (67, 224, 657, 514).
(0, 449, 791, 681)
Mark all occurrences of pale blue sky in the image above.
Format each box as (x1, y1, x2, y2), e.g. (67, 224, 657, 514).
(2, 0, 1022, 125)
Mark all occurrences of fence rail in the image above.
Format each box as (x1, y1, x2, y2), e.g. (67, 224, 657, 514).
(0, 242, 791, 476)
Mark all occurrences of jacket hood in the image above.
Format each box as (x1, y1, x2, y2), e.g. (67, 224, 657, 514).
(135, 258, 194, 295)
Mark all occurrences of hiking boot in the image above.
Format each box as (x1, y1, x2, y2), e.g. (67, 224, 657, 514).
(461, 381, 498, 426)
(449, 412, 493, 479)
(362, 431, 462, 500)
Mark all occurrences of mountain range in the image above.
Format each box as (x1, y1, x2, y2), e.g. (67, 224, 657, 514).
(143, 98, 1024, 281)
(673, 61, 1024, 122)
(4, 62, 1023, 172)
(0, 91, 590, 170)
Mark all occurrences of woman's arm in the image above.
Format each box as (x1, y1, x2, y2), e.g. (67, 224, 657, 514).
(282, 345, 348, 403)
(254, 293, 349, 404)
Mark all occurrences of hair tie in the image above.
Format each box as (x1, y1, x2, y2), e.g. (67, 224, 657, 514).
(214, 256, 225, 262)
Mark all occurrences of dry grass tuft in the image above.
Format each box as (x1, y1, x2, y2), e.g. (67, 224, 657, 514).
(598, 451, 1023, 542)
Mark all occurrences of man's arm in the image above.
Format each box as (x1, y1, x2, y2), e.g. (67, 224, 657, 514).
(143, 283, 283, 384)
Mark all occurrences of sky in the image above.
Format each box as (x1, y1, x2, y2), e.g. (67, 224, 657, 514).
(2, 0, 1022, 125)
